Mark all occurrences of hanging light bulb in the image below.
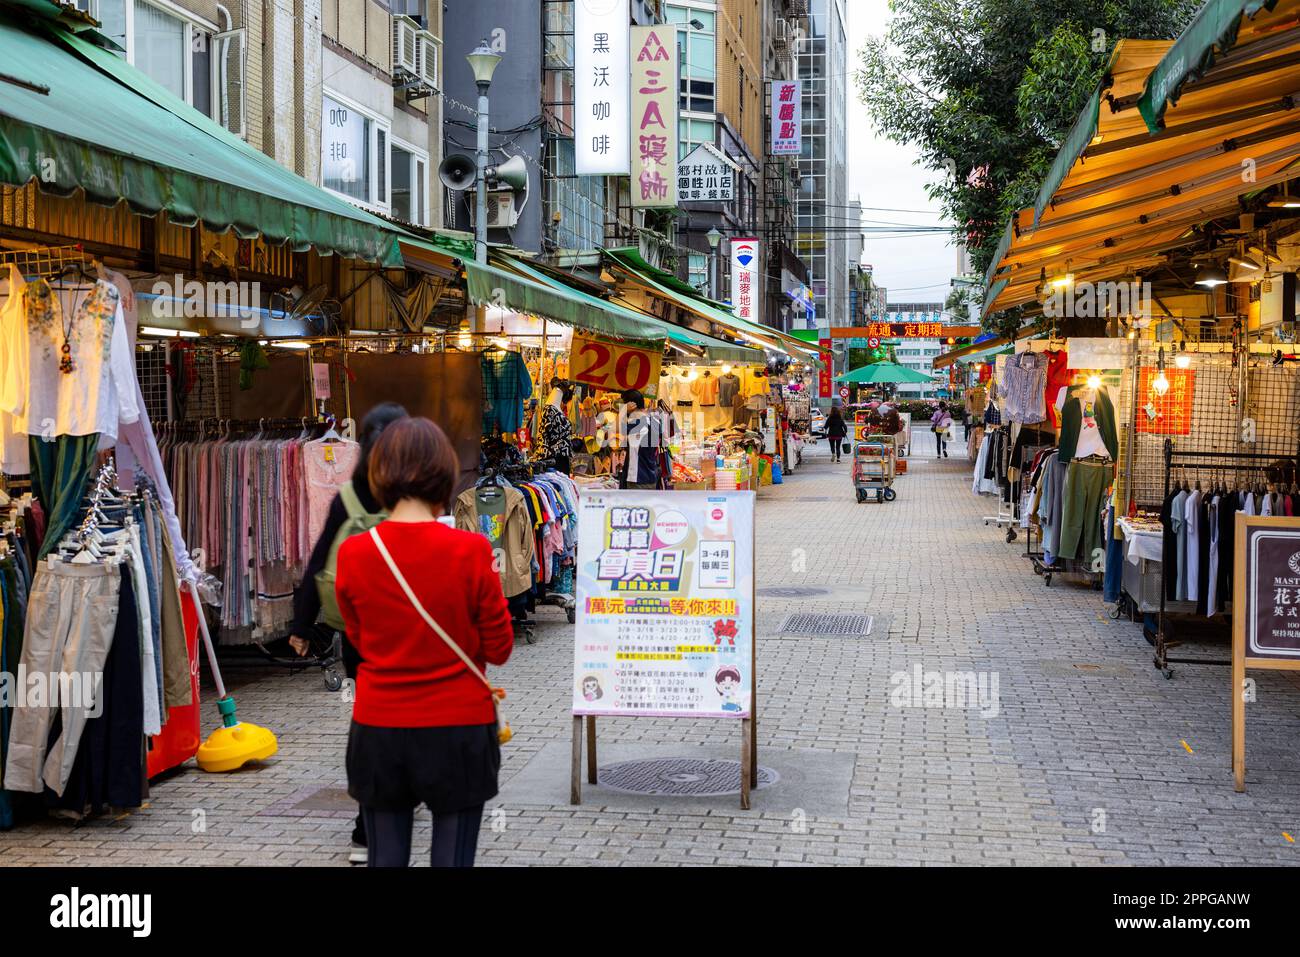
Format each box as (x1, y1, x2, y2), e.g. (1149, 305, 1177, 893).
(1175, 352, 1191, 369)
(1086, 374, 1102, 390)
(1152, 347, 1170, 396)
(721, 364, 733, 374)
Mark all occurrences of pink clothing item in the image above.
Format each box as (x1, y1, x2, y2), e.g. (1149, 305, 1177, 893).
(303, 437, 360, 546)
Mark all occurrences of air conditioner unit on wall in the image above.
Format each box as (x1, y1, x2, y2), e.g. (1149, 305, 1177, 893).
(470, 192, 519, 229)
(416, 31, 439, 91)
(391, 15, 419, 77)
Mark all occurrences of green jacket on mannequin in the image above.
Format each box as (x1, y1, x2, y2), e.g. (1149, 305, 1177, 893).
(1057, 386, 1118, 461)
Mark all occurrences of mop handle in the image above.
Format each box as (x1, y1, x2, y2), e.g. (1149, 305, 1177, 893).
(183, 578, 228, 701)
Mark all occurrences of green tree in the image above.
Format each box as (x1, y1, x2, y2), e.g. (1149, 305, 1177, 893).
(855, 0, 1197, 336)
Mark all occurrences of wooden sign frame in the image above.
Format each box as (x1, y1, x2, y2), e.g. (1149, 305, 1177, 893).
(570, 491, 759, 809)
(1231, 514, 1300, 792)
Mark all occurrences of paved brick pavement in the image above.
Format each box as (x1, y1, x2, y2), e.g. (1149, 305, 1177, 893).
(3, 436, 1299, 866)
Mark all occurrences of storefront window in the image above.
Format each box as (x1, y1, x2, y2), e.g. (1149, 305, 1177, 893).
(390, 142, 430, 226)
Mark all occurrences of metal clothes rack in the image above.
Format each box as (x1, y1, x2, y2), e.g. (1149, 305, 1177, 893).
(1155, 440, 1300, 677)
(0, 242, 93, 275)
(982, 425, 1016, 540)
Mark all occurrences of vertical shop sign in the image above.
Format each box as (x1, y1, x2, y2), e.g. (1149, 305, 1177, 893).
(770, 79, 801, 155)
(575, 0, 631, 175)
(631, 25, 678, 208)
(1231, 516, 1300, 792)
(730, 238, 760, 322)
(818, 337, 833, 398)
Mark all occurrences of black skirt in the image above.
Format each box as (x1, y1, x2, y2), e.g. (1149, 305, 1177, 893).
(346, 721, 501, 814)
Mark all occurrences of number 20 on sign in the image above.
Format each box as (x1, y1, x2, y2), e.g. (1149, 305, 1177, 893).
(571, 332, 663, 394)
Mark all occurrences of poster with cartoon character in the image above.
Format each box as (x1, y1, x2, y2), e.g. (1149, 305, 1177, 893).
(571, 490, 755, 718)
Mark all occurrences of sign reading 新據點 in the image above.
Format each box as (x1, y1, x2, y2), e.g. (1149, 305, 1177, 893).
(572, 491, 754, 718)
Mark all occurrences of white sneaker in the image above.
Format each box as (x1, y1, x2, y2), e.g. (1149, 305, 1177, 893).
(349, 842, 368, 865)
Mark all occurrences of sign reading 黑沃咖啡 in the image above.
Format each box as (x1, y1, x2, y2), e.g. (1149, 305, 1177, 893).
(572, 490, 755, 719)
(1231, 515, 1300, 792)
(631, 25, 677, 208)
(575, 0, 631, 176)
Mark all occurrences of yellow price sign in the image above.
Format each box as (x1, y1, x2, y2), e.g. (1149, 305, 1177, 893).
(570, 332, 663, 395)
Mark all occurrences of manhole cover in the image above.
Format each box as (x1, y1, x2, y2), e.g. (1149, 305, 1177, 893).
(598, 758, 779, 796)
(758, 586, 830, 598)
(779, 613, 874, 637)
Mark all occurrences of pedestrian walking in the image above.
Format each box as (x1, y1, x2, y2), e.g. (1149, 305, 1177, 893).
(334, 417, 514, 867)
(931, 401, 953, 459)
(288, 401, 408, 864)
(826, 406, 848, 462)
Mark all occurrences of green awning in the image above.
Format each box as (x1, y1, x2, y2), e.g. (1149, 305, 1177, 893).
(834, 362, 935, 385)
(0, 12, 403, 265)
(1034, 88, 1102, 226)
(1137, 0, 1279, 133)
(462, 257, 665, 343)
(982, 218, 1018, 291)
(498, 257, 765, 364)
(603, 247, 815, 356)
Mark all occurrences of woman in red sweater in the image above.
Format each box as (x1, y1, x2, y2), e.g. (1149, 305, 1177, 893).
(335, 417, 514, 867)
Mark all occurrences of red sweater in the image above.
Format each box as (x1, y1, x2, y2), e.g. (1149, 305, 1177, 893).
(335, 520, 514, 727)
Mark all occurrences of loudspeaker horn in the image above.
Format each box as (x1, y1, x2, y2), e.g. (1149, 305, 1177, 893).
(438, 153, 477, 191)
(488, 154, 528, 192)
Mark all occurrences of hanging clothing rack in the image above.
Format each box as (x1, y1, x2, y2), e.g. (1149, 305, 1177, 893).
(1156, 439, 1300, 676)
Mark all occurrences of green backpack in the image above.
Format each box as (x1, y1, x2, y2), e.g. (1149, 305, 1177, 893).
(315, 481, 386, 630)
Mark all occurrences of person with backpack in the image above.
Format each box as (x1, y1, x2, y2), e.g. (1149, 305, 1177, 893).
(289, 401, 408, 863)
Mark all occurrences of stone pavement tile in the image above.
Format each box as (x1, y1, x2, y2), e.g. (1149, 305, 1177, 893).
(4, 438, 1300, 866)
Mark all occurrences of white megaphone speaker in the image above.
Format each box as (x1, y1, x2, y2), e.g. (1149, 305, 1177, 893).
(438, 153, 477, 191)
(488, 154, 528, 192)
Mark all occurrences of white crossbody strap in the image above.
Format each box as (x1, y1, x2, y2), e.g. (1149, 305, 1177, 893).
(368, 527, 493, 692)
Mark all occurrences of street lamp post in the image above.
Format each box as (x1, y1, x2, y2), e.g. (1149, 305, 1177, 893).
(466, 39, 503, 266)
(706, 226, 722, 299)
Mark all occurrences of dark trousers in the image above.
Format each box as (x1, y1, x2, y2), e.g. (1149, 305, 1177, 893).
(935, 431, 947, 456)
(362, 804, 485, 867)
(829, 437, 843, 459)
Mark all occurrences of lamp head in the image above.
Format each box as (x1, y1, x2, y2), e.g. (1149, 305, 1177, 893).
(467, 39, 502, 86)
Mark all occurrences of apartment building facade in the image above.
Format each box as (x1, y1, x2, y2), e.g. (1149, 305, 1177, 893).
(795, 0, 846, 331)
(74, 0, 444, 230)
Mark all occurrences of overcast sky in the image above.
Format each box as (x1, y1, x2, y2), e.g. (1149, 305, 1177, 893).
(845, 0, 957, 307)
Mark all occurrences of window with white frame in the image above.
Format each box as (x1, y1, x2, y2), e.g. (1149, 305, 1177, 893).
(390, 141, 430, 226)
(76, 0, 221, 120)
(321, 92, 390, 213)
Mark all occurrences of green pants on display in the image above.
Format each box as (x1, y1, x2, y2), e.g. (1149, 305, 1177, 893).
(28, 434, 102, 561)
(1058, 459, 1110, 565)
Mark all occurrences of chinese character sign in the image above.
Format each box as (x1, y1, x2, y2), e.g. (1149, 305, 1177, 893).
(572, 491, 755, 718)
(631, 25, 678, 208)
(1136, 368, 1194, 435)
(769, 79, 801, 155)
(1244, 524, 1300, 658)
(818, 338, 833, 398)
(676, 144, 735, 202)
(575, 0, 630, 175)
(730, 237, 760, 323)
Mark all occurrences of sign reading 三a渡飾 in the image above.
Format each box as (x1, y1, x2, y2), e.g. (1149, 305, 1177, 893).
(769, 79, 801, 155)
(572, 490, 755, 718)
(730, 237, 760, 323)
(569, 332, 663, 395)
(677, 144, 735, 202)
(575, 0, 630, 176)
(631, 25, 677, 208)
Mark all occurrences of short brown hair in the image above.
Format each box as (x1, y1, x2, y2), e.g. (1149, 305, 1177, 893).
(367, 417, 459, 510)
